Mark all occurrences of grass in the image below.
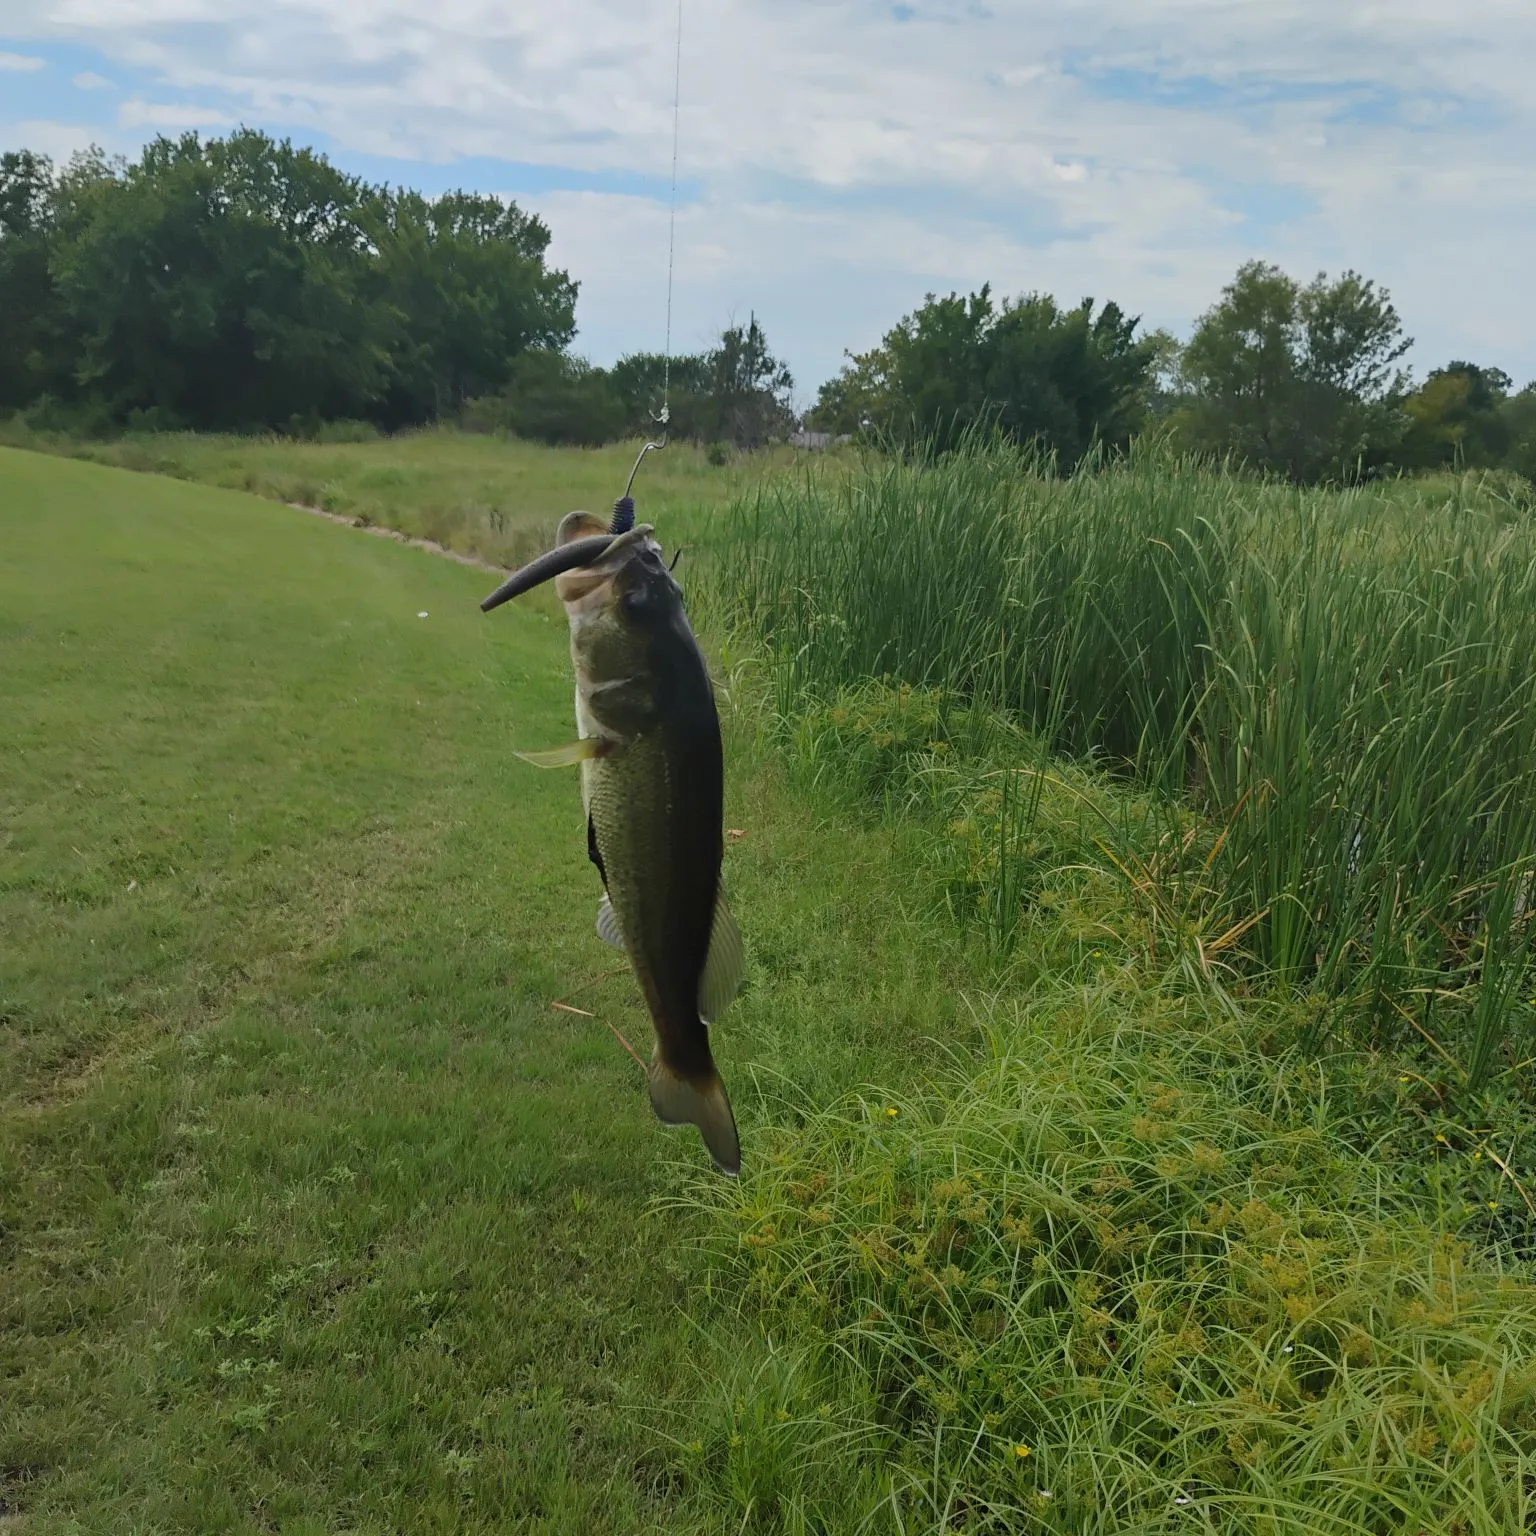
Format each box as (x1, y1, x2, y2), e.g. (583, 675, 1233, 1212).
(0, 444, 996, 1531)
(6, 439, 1536, 1534)
(0, 422, 787, 571)
(1, 444, 702, 1531)
(718, 439, 1536, 1086)
(676, 985, 1536, 1533)
(657, 671, 1536, 1531)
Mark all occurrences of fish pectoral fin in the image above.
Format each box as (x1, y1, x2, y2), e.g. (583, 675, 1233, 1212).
(595, 893, 625, 951)
(698, 891, 746, 1025)
(514, 738, 608, 769)
(647, 1058, 741, 1177)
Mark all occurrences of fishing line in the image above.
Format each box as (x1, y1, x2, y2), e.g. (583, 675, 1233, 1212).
(661, 0, 683, 427)
(610, 0, 685, 535)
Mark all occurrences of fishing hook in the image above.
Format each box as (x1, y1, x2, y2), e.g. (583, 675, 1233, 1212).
(625, 433, 668, 501)
(609, 423, 670, 534)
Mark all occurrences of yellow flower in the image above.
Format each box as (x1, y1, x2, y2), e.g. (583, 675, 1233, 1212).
(886, 1106, 899, 1119)
(1014, 1443, 1032, 1459)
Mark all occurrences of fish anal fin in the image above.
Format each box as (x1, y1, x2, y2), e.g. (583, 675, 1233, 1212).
(698, 891, 746, 1025)
(514, 738, 608, 769)
(647, 1059, 741, 1177)
(595, 892, 625, 951)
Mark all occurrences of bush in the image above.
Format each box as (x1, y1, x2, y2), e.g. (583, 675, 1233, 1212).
(12, 393, 122, 439)
(461, 350, 627, 446)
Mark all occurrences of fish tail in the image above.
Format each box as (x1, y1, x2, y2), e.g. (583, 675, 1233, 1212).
(647, 1058, 741, 1177)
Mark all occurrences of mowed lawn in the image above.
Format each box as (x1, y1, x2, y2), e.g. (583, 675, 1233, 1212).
(0, 427, 792, 572)
(0, 446, 757, 1532)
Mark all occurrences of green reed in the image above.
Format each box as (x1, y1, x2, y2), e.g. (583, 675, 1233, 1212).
(715, 441, 1536, 1083)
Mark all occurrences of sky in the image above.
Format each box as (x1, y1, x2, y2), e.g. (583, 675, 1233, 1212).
(3, 0, 1534, 406)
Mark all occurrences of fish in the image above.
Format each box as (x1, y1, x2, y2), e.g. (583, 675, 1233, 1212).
(480, 512, 745, 1176)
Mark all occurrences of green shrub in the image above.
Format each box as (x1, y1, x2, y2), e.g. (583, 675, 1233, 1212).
(462, 350, 627, 446)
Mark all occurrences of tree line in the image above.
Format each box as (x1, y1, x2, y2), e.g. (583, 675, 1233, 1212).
(0, 132, 796, 450)
(463, 315, 795, 454)
(808, 263, 1536, 485)
(0, 134, 577, 433)
(2, 132, 1532, 485)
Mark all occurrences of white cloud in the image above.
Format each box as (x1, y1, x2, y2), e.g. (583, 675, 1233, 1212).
(1, 0, 1533, 388)
(71, 69, 111, 89)
(117, 98, 235, 129)
(0, 49, 46, 70)
(0, 116, 107, 160)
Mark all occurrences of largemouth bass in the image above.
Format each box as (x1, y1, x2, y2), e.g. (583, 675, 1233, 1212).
(481, 512, 745, 1175)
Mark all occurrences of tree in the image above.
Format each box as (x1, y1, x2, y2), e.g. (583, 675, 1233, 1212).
(1503, 384, 1536, 483)
(49, 131, 397, 427)
(698, 316, 795, 449)
(1138, 327, 1185, 421)
(984, 294, 1152, 464)
(0, 150, 70, 409)
(1400, 362, 1515, 471)
(0, 131, 578, 431)
(609, 349, 712, 434)
(1173, 261, 1412, 482)
(609, 319, 794, 449)
(808, 284, 1159, 466)
(463, 349, 626, 446)
(813, 288, 991, 451)
(374, 189, 577, 425)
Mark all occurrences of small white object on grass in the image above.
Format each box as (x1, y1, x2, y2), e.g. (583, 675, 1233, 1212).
(417, 611, 429, 619)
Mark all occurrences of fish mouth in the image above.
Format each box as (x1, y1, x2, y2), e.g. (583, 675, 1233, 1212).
(480, 525, 657, 613)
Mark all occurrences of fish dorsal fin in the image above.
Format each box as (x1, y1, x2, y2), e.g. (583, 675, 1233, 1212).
(514, 738, 606, 769)
(595, 893, 625, 951)
(698, 891, 746, 1025)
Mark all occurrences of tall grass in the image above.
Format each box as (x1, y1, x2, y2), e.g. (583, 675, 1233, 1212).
(670, 984, 1536, 1534)
(717, 442, 1536, 1083)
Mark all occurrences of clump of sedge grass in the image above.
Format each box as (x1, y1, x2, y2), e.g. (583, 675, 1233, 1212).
(668, 983, 1536, 1534)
